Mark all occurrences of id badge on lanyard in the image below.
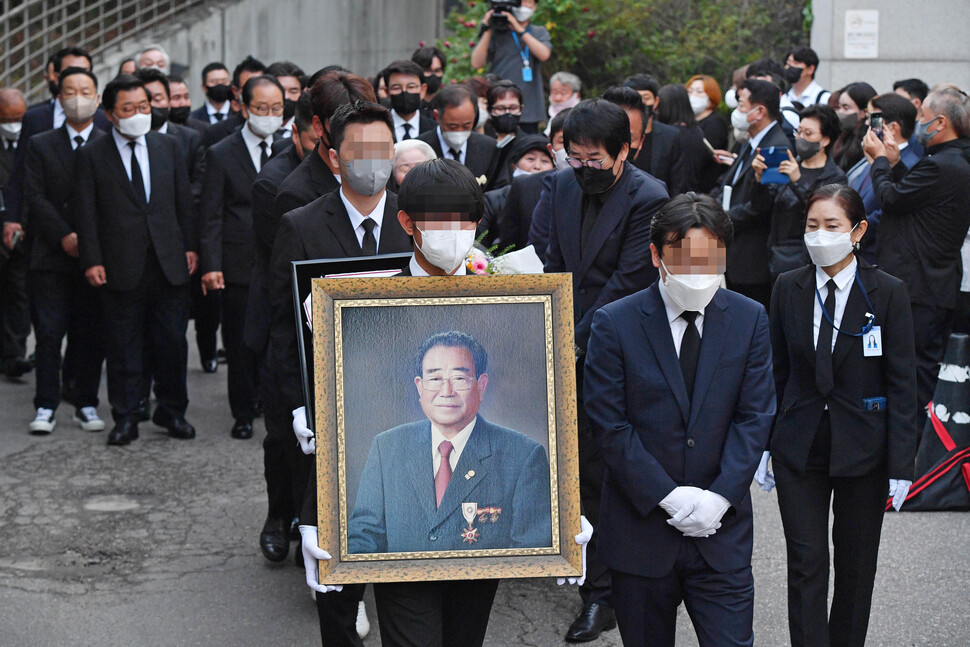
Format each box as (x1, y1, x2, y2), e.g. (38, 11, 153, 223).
(511, 31, 532, 83)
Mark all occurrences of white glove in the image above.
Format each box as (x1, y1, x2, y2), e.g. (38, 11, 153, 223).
(292, 406, 315, 455)
(754, 451, 775, 492)
(668, 490, 731, 538)
(298, 525, 342, 593)
(557, 515, 593, 586)
(658, 485, 705, 517)
(888, 479, 912, 512)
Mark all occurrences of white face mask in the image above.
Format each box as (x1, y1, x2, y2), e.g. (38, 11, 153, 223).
(730, 107, 751, 132)
(689, 94, 710, 116)
(512, 6, 534, 22)
(724, 87, 739, 109)
(62, 96, 99, 123)
(0, 121, 21, 141)
(553, 146, 569, 170)
(661, 259, 722, 312)
(417, 228, 476, 273)
(441, 129, 472, 151)
(804, 226, 857, 267)
(512, 167, 532, 178)
(248, 114, 282, 138)
(116, 112, 151, 138)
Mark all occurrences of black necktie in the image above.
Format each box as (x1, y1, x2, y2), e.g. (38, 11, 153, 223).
(5, 140, 13, 151)
(128, 142, 146, 203)
(361, 218, 377, 255)
(816, 279, 837, 396)
(73, 135, 84, 149)
(449, 148, 461, 161)
(401, 123, 412, 140)
(679, 311, 701, 401)
(214, 112, 224, 121)
(259, 141, 269, 170)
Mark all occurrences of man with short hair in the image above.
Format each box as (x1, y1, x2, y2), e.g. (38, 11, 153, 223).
(191, 62, 232, 125)
(166, 74, 207, 133)
(549, 71, 581, 120)
(893, 78, 930, 119)
(382, 59, 436, 142)
(864, 87, 970, 428)
(136, 45, 169, 72)
(411, 45, 447, 121)
(602, 85, 678, 189)
(202, 55, 266, 147)
(264, 61, 306, 135)
(75, 75, 198, 446)
(0, 88, 24, 185)
(417, 84, 498, 180)
(785, 46, 831, 107)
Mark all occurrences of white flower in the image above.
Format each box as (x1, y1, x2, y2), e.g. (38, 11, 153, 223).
(476, 175, 487, 186)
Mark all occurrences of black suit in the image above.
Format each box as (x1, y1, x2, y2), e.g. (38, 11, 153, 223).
(273, 144, 340, 220)
(417, 127, 498, 180)
(24, 126, 106, 411)
(711, 122, 791, 305)
(630, 120, 678, 189)
(190, 105, 230, 125)
(76, 131, 196, 422)
(390, 111, 437, 142)
(0, 139, 14, 186)
(201, 130, 271, 423)
(543, 162, 669, 612)
(770, 261, 917, 647)
(202, 111, 244, 148)
(502, 168, 552, 253)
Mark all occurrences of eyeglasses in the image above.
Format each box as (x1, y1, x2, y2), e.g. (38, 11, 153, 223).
(389, 83, 423, 94)
(490, 106, 522, 116)
(249, 104, 284, 117)
(566, 156, 612, 170)
(115, 102, 150, 118)
(420, 375, 477, 392)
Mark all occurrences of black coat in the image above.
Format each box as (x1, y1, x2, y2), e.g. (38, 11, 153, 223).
(871, 138, 970, 309)
(75, 131, 196, 291)
(631, 120, 678, 189)
(497, 169, 552, 253)
(711, 122, 792, 286)
(268, 190, 412, 409)
(202, 111, 244, 148)
(274, 144, 340, 219)
(24, 126, 107, 273)
(416, 128, 498, 181)
(165, 122, 206, 211)
(770, 261, 917, 479)
(543, 163, 669, 350)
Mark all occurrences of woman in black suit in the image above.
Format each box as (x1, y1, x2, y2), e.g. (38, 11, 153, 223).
(764, 184, 917, 647)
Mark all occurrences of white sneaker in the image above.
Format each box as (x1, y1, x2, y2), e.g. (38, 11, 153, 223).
(356, 599, 370, 639)
(73, 407, 105, 431)
(29, 408, 56, 434)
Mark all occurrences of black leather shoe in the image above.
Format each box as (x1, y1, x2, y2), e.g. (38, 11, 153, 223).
(202, 358, 218, 373)
(4, 357, 32, 378)
(289, 517, 301, 541)
(107, 419, 139, 446)
(230, 419, 253, 439)
(137, 399, 151, 422)
(565, 602, 617, 643)
(152, 409, 196, 439)
(260, 517, 289, 562)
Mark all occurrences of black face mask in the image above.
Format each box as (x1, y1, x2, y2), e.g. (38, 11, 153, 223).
(424, 74, 442, 95)
(573, 162, 618, 194)
(48, 80, 59, 99)
(784, 66, 803, 84)
(491, 113, 521, 135)
(206, 83, 233, 103)
(150, 107, 169, 130)
(390, 91, 422, 117)
(283, 98, 297, 122)
(644, 104, 654, 123)
(795, 137, 821, 160)
(168, 106, 191, 124)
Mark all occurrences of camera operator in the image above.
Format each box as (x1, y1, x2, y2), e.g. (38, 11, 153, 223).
(471, 0, 552, 135)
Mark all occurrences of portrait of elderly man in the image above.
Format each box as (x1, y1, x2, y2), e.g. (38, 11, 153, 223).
(348, 329, 552, 554)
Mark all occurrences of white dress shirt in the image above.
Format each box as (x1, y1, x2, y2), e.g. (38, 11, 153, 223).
(53, 98, 66, 129)
(111, 128, 151, 202)
(66, 122, 94, 149)
(733, 122, 778, 185)
(339, 187, 387, 249)
(658, 279, 706, 357)
(431, 417, 477, 476)
(240, 123, 274, 172)
(787, 80, 831, 107)
(392, 110, 422, 141)
(436, 126, 468, 163)
(204, 99, 230, 124)
(813, 255, 857, 351)
(408, 254, 468, 277)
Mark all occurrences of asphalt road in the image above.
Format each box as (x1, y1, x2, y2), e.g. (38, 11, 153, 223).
(0, 336, 967, 646)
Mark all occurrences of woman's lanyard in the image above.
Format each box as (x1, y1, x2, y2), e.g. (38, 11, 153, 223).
(510, 29, 533, 83)
(815, 270, 876, 337)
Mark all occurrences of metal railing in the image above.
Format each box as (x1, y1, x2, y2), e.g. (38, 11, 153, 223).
(0, 0, 210, 103)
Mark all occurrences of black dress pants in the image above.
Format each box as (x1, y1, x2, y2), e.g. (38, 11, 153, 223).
(101, 252, 189, 422)
(29, 270, 104, 410)
(774, 415, 888, 647)
(910, 304, 953, 419)
(315, 583, 367, 647)
(222, 283, 257, 421)
(261, 355, 309, 523)
(0, 244, 30, 362)
(373, 579, 499, 647)
(191, 272, 220, 361)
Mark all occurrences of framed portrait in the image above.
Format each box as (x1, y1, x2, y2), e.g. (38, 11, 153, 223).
(312, 273, 582, 584)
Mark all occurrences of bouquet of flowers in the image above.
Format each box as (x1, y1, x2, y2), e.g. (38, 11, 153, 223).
(465, 234, 544, 275)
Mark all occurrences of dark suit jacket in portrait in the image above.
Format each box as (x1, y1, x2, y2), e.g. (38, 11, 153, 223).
(630, 119, 678, 189)
(75, 132, 196, 292)
(200, 130, 264, 285)
(543, 163, 669, 350)
(24, 126, 107, 274)
(273, 144, 340, 220)
(391, 113, 437, 143)
(202, 111, 244, 148)
(769, 262, 917, 479)
(583, 283, 776, 577)
(711, 122, 791, 286)
(417, 128, 498, 182)
(348, 415, 552, 554)
(165, 122, 206, 211)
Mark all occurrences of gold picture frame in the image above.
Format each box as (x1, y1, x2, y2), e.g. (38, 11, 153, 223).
(312, 274, 581, 584)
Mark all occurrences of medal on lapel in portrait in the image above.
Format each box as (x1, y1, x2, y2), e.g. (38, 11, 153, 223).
(461, 502, 480, 544)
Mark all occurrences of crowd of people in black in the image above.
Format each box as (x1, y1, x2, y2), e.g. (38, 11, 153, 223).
(2, 1, 970, 644)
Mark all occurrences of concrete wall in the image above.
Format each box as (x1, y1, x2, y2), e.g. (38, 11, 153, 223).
(811, 0, 970, 94)
(94, 0, 445, 105)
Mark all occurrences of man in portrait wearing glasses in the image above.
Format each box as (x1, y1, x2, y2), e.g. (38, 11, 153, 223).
(541, 97, 668, 641)
(348, 330, 552, 555)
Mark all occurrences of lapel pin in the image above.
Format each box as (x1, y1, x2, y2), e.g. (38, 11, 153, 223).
(465, 470, 475, 480)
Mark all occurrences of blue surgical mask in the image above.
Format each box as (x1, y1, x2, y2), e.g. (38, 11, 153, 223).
(915, 116, 942, 147)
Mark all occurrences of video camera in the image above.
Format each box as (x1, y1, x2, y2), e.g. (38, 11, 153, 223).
(490, 0, 521, 30)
